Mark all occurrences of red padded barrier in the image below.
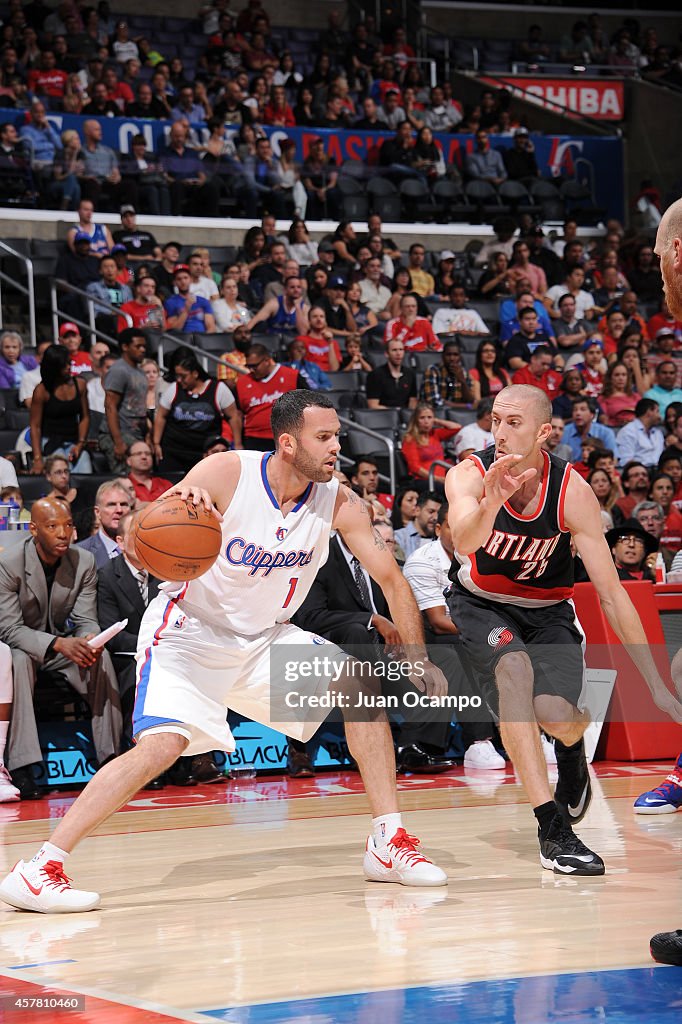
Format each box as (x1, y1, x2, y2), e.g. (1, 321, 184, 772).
(573, 581, 682, 760)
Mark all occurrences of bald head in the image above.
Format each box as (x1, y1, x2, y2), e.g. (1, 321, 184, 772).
(655, 200, 682, 319)
(31, 496, 69, 526)
(30, 497, 73, 563)
(495, 384, 551, 427)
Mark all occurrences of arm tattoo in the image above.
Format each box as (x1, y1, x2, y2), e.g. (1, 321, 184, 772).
(372, 527, 387, 550)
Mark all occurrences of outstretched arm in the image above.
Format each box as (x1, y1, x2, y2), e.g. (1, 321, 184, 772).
(445, 454, 537, 555)
(566, 472, 682, 723)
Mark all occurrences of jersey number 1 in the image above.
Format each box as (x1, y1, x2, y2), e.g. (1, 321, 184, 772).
(282, 577, 299, 609)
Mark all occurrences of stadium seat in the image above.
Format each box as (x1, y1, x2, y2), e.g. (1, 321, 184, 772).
(431, 179, 475, 222)
(366, 177, 402, 221)
(528, 179, 565, 221)
(498, 180, 541, 217)
(464, 180, 510, 222)
(352, 408, 401, 437)
(400, 179, 437, 222)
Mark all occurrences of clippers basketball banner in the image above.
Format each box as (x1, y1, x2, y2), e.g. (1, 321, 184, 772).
(11, 111, 624, 222)
(481, 76, 625, 121)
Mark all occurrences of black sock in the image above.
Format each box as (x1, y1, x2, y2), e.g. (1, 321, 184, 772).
(534, 800, 557, 838)
(555, 737, 584, 755)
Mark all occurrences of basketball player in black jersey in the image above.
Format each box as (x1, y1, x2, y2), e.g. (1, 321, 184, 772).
(445, 383, 682, 875)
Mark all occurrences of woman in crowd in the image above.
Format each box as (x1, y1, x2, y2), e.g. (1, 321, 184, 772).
(212, 276, 251, 332)
(238, 226, 267, 273)
(598, 361, 640, 427)
(663, 402, 682, 447)
(286, 219, 317, 267)
(153, 349, 243, 472)
(619, 343, 653, 395)
(412, 126, 445, 181)
(346, 280, 378, 337)
(386, 268, 429, 320)
(390, 485, 419, 531)
(293, 85, 316, 127)
(141, 357, 160, 419)
(29, 344, 91, 474)
(0, 330, 37, 389)
(479, 251, 514, 299)
(307, 266, 329, 305)
(552, 367, 586, 419)
(470, 339, 510, 407)
(236, 122, 259, 162)
(273, 51, 303, 95)
(587, 467, 624, 530)
(400, 401, 459, 483)
(244, 73, 269, 119)
(278, 141, 307, 219)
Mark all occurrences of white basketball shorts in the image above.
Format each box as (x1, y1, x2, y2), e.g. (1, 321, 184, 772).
(132, 593, 346, 755)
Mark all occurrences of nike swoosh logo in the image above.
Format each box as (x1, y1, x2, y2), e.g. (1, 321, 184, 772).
(568, 783, 589, 818)
(20, 872, 42, 896)
(372, 852, 393, 869)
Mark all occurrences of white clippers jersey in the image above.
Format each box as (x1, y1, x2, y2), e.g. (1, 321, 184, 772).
(162, 450, 338, 634)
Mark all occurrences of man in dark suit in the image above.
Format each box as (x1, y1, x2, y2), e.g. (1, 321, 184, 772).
(0, 498, 122, 797)
(293, 531, 456, 774)
(96, 512, 160, 735)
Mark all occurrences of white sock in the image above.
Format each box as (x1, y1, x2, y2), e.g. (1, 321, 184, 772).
(30, 841, 70, 867)
(372, 812, 403, 846)
(0, 721, 7, 766)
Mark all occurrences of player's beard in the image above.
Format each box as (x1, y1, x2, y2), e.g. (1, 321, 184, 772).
(292, 441, 334, 483)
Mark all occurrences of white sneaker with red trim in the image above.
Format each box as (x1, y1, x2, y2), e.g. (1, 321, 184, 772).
(363, 828, 447, 887)
(0, 859, 100, 913)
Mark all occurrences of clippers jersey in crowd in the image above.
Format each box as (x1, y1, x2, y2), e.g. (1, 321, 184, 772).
(451, 446, 574, 607)
(163, 450, 338, 633)
(236, 365, 299, 438)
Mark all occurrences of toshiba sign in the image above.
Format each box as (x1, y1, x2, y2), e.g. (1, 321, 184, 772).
(481, 77, 625, 121)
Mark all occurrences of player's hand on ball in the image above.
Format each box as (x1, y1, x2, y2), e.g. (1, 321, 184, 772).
(485, 454, 537, 506)
(411, 659, 448, 700)
(162, 485, 223, 522)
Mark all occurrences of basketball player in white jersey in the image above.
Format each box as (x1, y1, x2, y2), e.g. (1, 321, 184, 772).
(446, 383, 682, 876)
(1, 392, 450, 913)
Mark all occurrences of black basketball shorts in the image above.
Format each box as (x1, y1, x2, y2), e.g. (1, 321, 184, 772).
(447, 583, 586, 717)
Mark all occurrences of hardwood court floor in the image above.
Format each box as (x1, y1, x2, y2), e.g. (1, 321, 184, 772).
(0, 761, 681, 1023)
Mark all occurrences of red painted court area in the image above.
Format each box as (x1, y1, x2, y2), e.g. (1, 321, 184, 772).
(0, 976, 196, 1024)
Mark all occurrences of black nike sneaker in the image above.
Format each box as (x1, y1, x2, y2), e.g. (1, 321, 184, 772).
(539, 815, 605, 876)
(650, 930, 682, 966)
(554, 737, 592, 825)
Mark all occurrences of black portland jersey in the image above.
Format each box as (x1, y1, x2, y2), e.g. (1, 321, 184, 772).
(451, 446, 575, 607)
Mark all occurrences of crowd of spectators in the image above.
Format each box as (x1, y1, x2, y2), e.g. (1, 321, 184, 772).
(516, 16, 682, 84)
(3, 3, 667, 215)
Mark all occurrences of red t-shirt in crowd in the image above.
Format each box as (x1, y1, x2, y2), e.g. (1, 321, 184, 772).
(69, 351, 92, 376)
(118, 300, 167, 333)
(384, 316, 441, 352)
(511, 365, 563, 397)
(299, 335, 342, 372)
(27, 68, 68, 97)
(236, 364, 300, 438)
(129, 474, 172, 503)
(647, 314, 682, 342)
(401, 426, 459, 479)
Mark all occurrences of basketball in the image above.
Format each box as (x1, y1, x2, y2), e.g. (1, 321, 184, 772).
(133, 496, 222, 581)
